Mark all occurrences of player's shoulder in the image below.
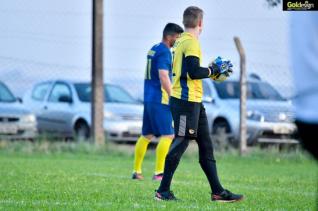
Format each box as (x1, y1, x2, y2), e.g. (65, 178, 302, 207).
(151, 42, 161, 50)
(175, 33, 199, 49)
(183, 37, 199, 48)
(149, 43, 169, 56)
(181, 32, 198, 42)
(147, 43, 160, 57)
(158, 42, 170, 51)
(156, 43, 171, 56)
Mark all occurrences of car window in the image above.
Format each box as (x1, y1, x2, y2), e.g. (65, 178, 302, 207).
(32, 82, 51, 101)
(214, 81, 240, 99)
(253, 82, 284, 100)
(48, 83, 72, 103)
(74, 83, 136, 104)
(214, 81, 284, 100)
(0, 82, 16, 102)
(105, 85, 136, 103)
(203, 80, 212, 97)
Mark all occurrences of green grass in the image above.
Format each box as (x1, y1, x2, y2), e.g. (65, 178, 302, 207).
(0, 141, 317, 210)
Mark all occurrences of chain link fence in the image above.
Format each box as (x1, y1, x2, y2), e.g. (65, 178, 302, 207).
(0, 0, 297, 146)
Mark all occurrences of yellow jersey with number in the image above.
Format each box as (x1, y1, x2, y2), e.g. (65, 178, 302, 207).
(171, 32, 203, 103)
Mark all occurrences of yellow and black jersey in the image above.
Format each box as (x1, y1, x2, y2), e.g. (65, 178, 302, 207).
(171, 32, 203, 103)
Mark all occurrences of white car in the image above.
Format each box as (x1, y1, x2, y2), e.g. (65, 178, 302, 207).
(0, 81, 37, 140)
(23, 80, 143, 142)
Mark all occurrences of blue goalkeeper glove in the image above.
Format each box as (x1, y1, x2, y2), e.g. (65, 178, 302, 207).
(209, 56, 233, 82)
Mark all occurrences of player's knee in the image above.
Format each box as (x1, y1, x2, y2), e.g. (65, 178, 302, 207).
(166, 146, 181, 160)
(161, 134, 174, 140)
(199, 153, 216, 164)
(165, 150, 182, 165)
(143, 135, 154, 141)
(165, 151, 175, 161)
(166, 137, 188, 160)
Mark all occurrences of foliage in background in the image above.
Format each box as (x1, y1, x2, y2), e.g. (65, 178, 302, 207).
(266, 0, 281, 7)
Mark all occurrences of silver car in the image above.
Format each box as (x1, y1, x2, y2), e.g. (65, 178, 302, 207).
(23, 80, 143, 142)
(0, 81, 37, 140)
(202, 76, 298, 146)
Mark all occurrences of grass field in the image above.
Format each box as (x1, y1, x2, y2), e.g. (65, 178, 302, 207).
(0, 141, 317, 210)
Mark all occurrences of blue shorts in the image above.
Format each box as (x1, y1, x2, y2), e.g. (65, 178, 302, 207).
(142, 102, 174, 137)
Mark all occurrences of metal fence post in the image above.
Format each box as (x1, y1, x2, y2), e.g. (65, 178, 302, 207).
(92, 0, 105, 145)
(234, 37, 247, 155)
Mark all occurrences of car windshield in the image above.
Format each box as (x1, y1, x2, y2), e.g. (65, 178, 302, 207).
(214, 81, 284, 101)
(0, 82, 16, 102)
(75, 83, 137, 104)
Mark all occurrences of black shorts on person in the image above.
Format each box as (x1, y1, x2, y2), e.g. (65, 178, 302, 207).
(170, 96, 202, 139)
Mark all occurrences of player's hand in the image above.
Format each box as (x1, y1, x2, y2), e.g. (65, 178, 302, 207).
(209, 57, 233, 82)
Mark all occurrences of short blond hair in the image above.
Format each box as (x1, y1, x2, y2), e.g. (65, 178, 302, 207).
(183, 6, 203, 28)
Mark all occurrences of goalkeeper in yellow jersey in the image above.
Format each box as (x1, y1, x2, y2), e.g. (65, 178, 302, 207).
(132, 23, 183, 181)
(155, 6, 243, 202)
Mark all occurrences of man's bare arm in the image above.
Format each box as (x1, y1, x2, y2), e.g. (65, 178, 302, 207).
(159, 70, 171, 97)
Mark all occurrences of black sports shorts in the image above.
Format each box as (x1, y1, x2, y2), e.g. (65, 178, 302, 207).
(170, 97, 202, 139)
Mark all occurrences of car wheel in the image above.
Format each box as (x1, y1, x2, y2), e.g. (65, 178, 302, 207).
(212, 120, 235, 149)
(75, 121, 90, 142)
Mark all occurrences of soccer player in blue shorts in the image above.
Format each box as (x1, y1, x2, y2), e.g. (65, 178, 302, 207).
(132, 23, 184, 181)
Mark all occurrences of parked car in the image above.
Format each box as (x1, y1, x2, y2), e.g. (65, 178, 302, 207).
(202, 75, 298, 146)
(0, 81, 37, 139)
(23, 80, 143, 142)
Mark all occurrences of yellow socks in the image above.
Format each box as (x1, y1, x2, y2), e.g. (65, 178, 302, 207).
(133, 136, 150, 174)
(133, 136, 172, 175)
(155, 136, 173, 175)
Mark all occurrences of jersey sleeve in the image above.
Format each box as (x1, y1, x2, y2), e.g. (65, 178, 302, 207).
(157, 50, 171, 71)
(184, 39, 201, 58)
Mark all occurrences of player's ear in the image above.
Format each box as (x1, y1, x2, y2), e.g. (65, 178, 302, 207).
(166, 35, 171, 42)
(198, 18, 203, 28)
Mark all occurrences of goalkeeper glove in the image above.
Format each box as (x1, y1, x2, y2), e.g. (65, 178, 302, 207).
(209, 56, 233, 82)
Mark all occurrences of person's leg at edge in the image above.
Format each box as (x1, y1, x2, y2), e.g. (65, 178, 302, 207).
(133, 135, 153, 174)
(157, 136, 190, 192)
(196, 105, 243, 202)
(196, 105, 224, 194)
(155, 135, 174, 175)
(296, 120, 318, 160)
(133, 102, 154, 178)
